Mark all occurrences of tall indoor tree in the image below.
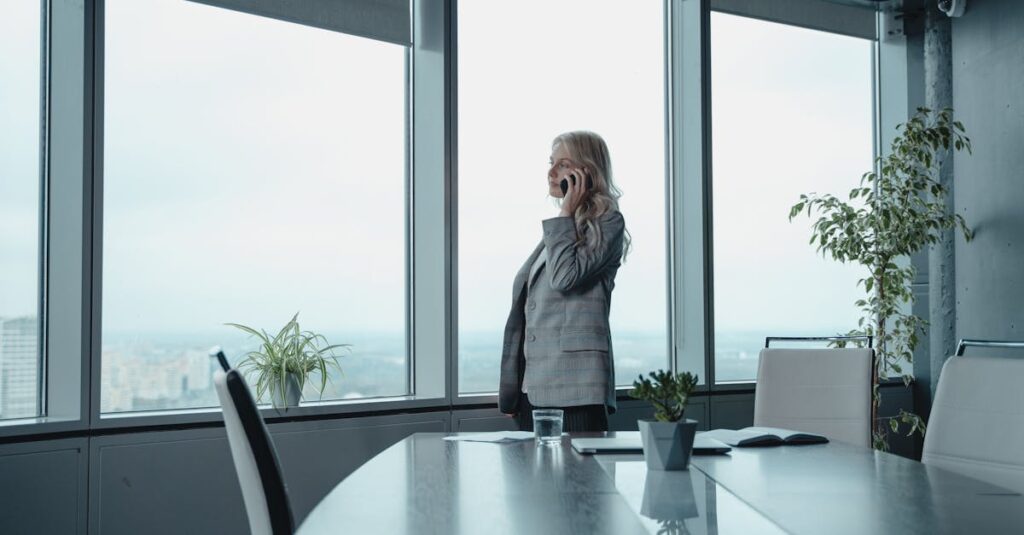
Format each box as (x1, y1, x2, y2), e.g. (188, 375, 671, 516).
(789, 107, 972, 450)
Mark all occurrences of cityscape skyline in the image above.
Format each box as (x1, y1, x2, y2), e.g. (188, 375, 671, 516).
(2, 4, 868, 419)
(0, 320, 850, 417)
(0, 316, 38, 419)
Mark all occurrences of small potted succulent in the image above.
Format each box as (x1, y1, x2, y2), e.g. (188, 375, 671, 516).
(227, 313, 348, 409)
(630, 370, 699, 471)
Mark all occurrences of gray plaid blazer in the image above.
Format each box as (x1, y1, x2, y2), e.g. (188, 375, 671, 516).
(498, 211, 625, 414)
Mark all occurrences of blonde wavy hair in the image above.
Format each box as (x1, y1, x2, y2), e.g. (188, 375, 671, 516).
(552, 131, 631, 260)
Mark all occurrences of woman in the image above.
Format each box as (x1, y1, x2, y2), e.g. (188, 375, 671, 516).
(498, 131, 630, 433)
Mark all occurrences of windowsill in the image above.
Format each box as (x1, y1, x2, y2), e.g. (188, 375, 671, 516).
(99, 406, 222, 420)
(455, 386, 715, 406)
(260, 394, 446, 420)
(92, 394, 448, 430)
(0, 415, 86, 441)
(100, 394, 422, 418)
(710, 381, 757, 394)
(710, 377, 914, 388)
(0, 415, 78, 428)
(6, 379, 914, 437)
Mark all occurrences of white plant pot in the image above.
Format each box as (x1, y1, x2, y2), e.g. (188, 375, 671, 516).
(638, 419, 698, 471)
(270, 373, 302, 408)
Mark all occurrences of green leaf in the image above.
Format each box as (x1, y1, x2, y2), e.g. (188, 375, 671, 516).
(228, 313, 350, 407)
(630, 369, 698, 423)
(790, 107, 970, 449)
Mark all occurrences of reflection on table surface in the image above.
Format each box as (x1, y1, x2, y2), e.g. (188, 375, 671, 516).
(299, 431, 1024, 535)
(299, 433, 649, 534)
(298, 432, 782, 535)
(596, 456, 786, 535)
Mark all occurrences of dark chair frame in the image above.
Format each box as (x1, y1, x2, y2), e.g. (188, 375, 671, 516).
(955, 339, 1024, 356)
(765, 335, 873, 348)
(212, 349, 295, 535)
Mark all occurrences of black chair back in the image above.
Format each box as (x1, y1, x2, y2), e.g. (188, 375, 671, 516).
(212, 348, 294, 535)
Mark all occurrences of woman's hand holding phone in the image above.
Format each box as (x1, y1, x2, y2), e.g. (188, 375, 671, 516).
(559, 166, 592, 217)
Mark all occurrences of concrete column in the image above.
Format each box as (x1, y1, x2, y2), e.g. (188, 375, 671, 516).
(924, 6, 956, 401)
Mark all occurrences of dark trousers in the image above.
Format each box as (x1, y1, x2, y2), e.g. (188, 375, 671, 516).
(514, 392, 609, 432)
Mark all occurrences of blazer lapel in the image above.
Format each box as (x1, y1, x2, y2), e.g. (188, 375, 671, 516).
(513, 242, 546, 298)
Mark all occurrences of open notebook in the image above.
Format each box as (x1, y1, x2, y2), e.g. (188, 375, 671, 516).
(701, 427, 828, 447)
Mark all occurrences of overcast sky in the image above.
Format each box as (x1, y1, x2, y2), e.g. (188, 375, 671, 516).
(710, 11, 870, 333)
(0, 0, 41, 322)
(2, 1, 871, 343)
(458, 0, 667, 336)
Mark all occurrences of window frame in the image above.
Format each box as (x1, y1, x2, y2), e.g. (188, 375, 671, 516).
(85, 0, 439, 428)
(0, 0, 49, 424)
(705, 2, 884, 390)
(0, 0, 93, 439)
(449, 0, 887, 402)
(450, 0, 679, 403)
(0, 0, 896, 438)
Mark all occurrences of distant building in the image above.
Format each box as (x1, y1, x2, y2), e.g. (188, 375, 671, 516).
(0, 316, 38, 419)
(101, 343, 219, 412)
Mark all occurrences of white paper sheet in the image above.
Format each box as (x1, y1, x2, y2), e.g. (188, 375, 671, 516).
(442, 431, 536, 443)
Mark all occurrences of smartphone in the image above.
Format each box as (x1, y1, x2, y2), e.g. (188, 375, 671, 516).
(560, 173, 594, 196)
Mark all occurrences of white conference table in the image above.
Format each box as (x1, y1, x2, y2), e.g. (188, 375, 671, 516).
(297, 432, 1024, 534)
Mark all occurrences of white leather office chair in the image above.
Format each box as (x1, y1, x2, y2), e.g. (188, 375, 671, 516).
(754, 337, 874, 448)
(211, 348, 295, 535)
(922, 340, 1024, 494)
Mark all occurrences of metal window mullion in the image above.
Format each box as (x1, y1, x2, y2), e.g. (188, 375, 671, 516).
(445, 0, 458, 405)
(38, 0, 52, 418)
(669, 0, 712, 391)
(409, 0, 449, 403)
(43, 0, 91, 429)
(698, 0, 715, 393)
(86, 0, 103, 426)
(405, 46, 414, 397)
(663, 0, 676, 377)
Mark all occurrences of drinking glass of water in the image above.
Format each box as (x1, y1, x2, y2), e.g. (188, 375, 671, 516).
(532, 409, 564, 445)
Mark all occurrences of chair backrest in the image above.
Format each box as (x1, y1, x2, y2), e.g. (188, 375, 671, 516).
(754, 347, 874, 447)
(922, 355, 1024, 493)
(212, 350, 294, 535)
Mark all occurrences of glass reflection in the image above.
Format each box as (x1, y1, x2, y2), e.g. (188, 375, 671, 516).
(533, 439, 566, 475)
(607, 459, 786, 534)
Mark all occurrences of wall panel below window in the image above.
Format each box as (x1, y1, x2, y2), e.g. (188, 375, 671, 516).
(0, 438, 88, 535)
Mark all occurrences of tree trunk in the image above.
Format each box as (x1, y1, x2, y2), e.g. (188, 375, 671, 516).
(874, 259, 888, 446)
(876, 262, 887, 371)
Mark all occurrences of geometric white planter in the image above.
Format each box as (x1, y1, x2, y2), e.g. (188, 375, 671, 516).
(638, 419, 698, 471)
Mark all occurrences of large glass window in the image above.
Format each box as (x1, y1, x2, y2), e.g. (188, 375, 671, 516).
(711, 13, 873, 382)
(0, 2, 43, 419)
(457, 1, 668, 393)
(102, 0, 408, 412)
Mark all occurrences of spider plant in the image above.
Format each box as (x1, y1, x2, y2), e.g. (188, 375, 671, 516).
(226, 313, 349, 408)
